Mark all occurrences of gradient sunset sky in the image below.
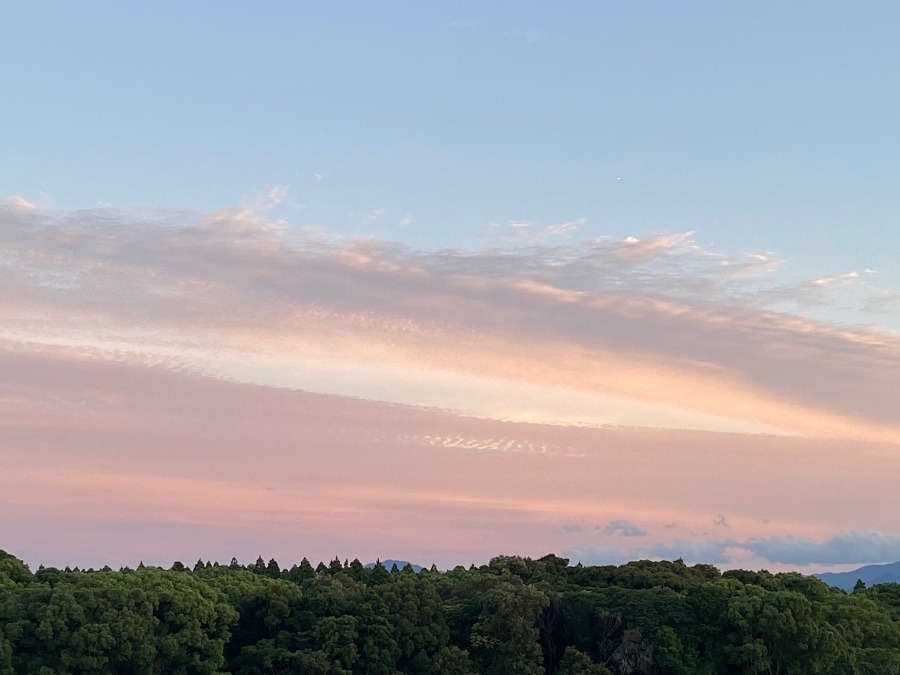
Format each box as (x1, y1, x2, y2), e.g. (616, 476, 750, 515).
(2, 2, 899, 573)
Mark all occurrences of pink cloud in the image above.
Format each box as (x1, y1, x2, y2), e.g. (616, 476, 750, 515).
(1, 200, 898, 571)
(0, 203, 897, 440)
(1, 345, 898, 571)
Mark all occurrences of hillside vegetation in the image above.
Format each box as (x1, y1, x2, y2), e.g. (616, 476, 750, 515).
(2, 550, 899, 674)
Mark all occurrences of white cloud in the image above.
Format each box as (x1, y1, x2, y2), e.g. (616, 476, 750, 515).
(602, 520, 647, 537)
(614, 231, 696, 262)
(237, 185, 290, 213)
(4, 196, 37, 212)
(812, 271, 859, 287)
(266, 185, 289, 206)
(545, 218, 584, 237)
(486, 218, 585, 245)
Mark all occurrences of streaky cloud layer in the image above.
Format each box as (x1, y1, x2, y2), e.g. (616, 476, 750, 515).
(1, 345, 898, 571)
(1, 200, 897, 437)
(1, 197, 898, 570)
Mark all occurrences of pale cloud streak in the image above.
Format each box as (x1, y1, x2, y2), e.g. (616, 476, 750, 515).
(545, 217, 584, 237)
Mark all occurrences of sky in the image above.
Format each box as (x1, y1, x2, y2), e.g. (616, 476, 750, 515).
(1, 2, 899, 574)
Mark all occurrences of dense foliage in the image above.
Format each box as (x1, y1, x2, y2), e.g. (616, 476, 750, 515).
(2, 549, 899, 674)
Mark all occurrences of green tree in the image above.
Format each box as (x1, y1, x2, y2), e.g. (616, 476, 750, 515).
(377, 576, 450, 672)
(556, 646, 613, 674)
(470, 575, 550, 675)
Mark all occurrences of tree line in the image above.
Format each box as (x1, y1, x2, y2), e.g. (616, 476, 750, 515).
(2, 549, 899, 674)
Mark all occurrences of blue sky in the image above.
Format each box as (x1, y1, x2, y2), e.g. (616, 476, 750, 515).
(4, 2, 900, 295)
(2, 3, 899, 570)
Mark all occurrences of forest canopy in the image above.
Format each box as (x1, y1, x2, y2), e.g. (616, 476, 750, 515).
(2, 549, 899, 674)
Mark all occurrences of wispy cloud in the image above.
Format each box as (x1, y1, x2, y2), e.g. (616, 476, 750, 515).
(0, 200, 897, 442)
(742, 531, 900, 565)
(812, 271, 859, 287)
(569, 530, 900, 568)
(265, 185, 289, 206)
(237, 185, 291, 212)
(1, 197, 898, 569)
(545, 218, 584, 238)
(615, 231, 696, 262)
(486, 218, 585, 244)
(602, 520, 647, 537)
(2, 339, 899, 570)
(3, 195, 36, 212)
(444, 20, 479, 30)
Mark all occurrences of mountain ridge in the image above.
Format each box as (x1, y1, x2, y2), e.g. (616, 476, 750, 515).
(816, 561, 900, 591)
(363, 559, 425, 573)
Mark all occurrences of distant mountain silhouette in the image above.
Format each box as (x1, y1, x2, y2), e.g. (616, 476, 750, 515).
(816, 561, 900, 591)
(364, 559, 424, 573)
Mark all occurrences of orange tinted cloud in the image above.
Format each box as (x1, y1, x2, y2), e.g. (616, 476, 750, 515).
(1, 200, 899, 570)
(1, 346, 898, 570)
(1, 202, 898, 441)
